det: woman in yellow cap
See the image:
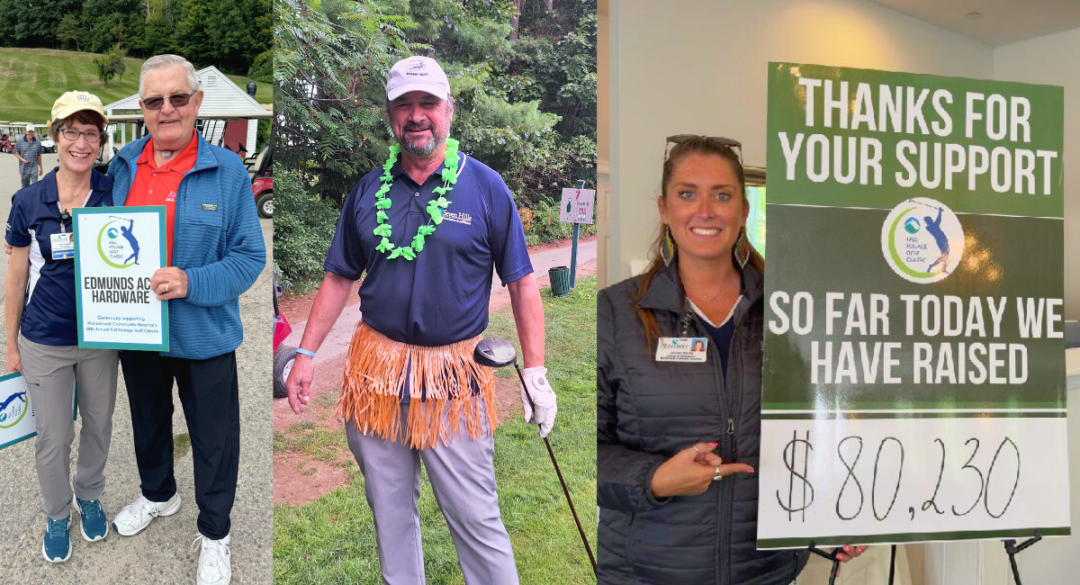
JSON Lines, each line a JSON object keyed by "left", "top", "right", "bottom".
{"left": 5, "top": 91, "right": 119, "bottom": 562}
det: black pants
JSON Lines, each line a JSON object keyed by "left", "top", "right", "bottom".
{"left": 120, "top": 351, "right": 240, "bottom": 539}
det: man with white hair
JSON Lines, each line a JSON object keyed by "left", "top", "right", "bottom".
{"left": 14, "top": 124, "right": 43, "bottom": 188}
{"left": 105, "top": 54, "right": 265, "bottom": 585}
{"left": 286, "top": 55, "right": 555, "bottom": 585}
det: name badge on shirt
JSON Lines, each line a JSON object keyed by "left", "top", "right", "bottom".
{"left": 50, "top": 232, "right": 74, "bottom": 260}
{"left": 656, "top": 337, "right": 709, "bottom": 363}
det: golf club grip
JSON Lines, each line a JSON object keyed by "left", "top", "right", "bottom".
{"left": 512, "top": 362, "right": 537, "bottom": 411}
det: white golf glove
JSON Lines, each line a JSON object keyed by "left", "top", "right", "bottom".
{"left": 522, "top": 366, "right": 557, "bottom": 438}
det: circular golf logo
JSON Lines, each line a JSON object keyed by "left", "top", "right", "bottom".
{"left": 97, "top": 219, "right": 141, "bottom": 269}
{"left": 0, "top": 389, "right": 28, "bottom": 429}
{"left": 882, "top": 197, "right": 964, "bottom": 284}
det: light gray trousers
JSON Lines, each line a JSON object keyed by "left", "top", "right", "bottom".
{"left": 345, "top": 400, "right": 519, "bottom": 585}
{"left": 19, "top": 334, "right": 119, "bottom": 520}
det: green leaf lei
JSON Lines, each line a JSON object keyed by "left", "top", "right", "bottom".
{"left": 373, "top": 138, "right": 460, "bottom": 260}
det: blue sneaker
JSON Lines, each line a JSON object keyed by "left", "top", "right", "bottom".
{"left": 73, "top": 498, "right": 109, "bottom": 542}
{"left": 42, "top": 516, "right": 71, "bottom": 562}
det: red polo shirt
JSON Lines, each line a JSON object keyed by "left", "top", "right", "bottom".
{"left": 126, "top": 131, "right": 199, "bottom": 266}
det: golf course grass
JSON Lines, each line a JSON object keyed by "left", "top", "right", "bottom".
{"left": 273, "top": 276, "right": 598, "bottom": 585}
{"left": 0, "top": 48, "right": 272, "bottom": 125}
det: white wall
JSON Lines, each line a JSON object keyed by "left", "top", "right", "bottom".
{"left": 996, "top": 34, "right": 1080, "bottom": 582}
{"left": 994, "top": 28, "right": 1080, "bottom": 321}
{"left": 993, "top": 31, "right": 1080, "bottom": 581}
{"left": 610, "top": 0, "right": 993, "bottom": 285}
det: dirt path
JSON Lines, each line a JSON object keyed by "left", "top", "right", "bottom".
{"left": 273, "top": 237, "right": 597, "bottom": 506}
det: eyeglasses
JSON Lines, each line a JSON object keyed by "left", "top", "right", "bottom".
{"left": 141, "top": 91, "right": 197, "bottom": 111}
{"left": 665, "top": 134, "right": 743, "bottom": 165}
{"left": 59, "top": 128, "right": 101, "bottom": 143}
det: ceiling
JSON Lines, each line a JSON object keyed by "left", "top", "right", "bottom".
{"left": 866, "top": 0, "right": 1080, "bottom": 46}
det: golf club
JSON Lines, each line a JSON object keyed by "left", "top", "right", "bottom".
{"left": 473, "top": 338, "right": 597, "bottom": 572}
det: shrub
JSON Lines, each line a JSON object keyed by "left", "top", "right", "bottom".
{"left": 273, "top": 168, "right": 340, "bottom": 293}
{"left": 518, "top": 206, "right": 535, "bottom": 234}
{"left": 247, "top": 49, "right": 273, "bottom": 83}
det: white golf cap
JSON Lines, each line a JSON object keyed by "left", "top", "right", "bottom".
{"left": 386, "top": 56, "right": 451, "bottom": 101}
{"left": 25, "top": 125, "right": 35, "bottom": 132}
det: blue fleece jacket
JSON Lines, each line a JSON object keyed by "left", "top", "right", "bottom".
{"left": 107, "top": 131, "right": 266, "bottom": 360}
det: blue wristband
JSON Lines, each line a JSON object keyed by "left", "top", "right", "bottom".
{"left": 296, "top": 348, "right": 315, "bottom": 359}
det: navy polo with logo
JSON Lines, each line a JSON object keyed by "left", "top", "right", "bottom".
{"left": 325, "top": 151, "right": 533, "bottom": 348}
{"left": 6, "top": 169, "right": 114, "bottom": 346}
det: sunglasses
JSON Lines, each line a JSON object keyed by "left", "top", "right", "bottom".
{"left": 141, "top": 91, "right": 197, "bottom": 111}
{"left": 665, "top": 134, "right": 744, "bottom": 165}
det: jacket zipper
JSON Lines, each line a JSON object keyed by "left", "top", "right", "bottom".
{"left": 683, "top": 310, "right": 739, "bottom": 585}
{"left": 707, "top": 325, "right": 733, "bottom": 585}
{"left": 720, "top": 308, "right": 749, "bottom": 585}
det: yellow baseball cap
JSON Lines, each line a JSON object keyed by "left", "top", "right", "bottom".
{"left": 51, "top": 91, "right": 109, "bottom": 123}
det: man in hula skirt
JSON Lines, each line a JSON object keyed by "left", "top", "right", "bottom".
{"left": 285, "top": 55, "right": 555, "bottom": 585}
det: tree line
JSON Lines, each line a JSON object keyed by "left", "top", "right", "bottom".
{"left": 0, "top": 0, "right": 272, "bottom": 78}
{"left": 274, "top": 0, "right": 596, "bottom": 288}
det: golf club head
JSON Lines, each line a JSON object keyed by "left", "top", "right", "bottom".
{"left": 474, "top": 338, "right": 517, "bottom": 368}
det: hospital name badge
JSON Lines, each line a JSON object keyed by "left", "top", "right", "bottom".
{"left": 656, "top": 337, "right": 710, "bottom": 363}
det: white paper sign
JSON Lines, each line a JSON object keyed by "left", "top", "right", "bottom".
{"left": 0, "top": 374, "right": 79, "bottom": 451}
{"left": 73, "top": 206, "right": 169, "bottom": 351}
{"left": 559, "top": 188, "right": 595, "bottom": 225}
{"left": 0, "top": 374, "right": 34, "bottom": 450}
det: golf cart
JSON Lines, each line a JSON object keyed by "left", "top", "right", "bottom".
{"left": 0, "top": 122, "right": 31, "bottom": 153}
{"left": 273, "top": 268, "right": 295, "bottom": 399}
{"left": 249, "top": 138, "right": 273, "bottom": 218}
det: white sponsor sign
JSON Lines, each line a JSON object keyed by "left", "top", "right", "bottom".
{"left": 73, "top": 206, "right": 169, "bottom": 351}
{"left": 0, "top": 374, "right": 34, "bottom": 450}
{"left": 0, "top": 374, "right": 77, "bottom": 451}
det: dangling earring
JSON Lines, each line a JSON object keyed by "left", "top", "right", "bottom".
{"left": 661, "top": 225, "right": 675, "bottom": 266}
{"left": 734, "top": 227, "right": 750, "bottom": 269}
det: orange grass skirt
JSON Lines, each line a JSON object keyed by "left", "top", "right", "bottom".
{"left": 335, "top": 322, "right": 497, "bottom": 449}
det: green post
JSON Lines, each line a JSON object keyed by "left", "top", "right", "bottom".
{"left": 570, "top": 179, "right": 584, "bottom": 288}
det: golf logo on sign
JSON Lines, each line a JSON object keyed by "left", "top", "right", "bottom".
{"left": 0, "top": 389, "right": 28, "bottom": 429}
{"left": 881, "top": 197, "right": 964, "bottom": 283}
{"left": 97, "top": 218, "right": 142, "bottom": 269}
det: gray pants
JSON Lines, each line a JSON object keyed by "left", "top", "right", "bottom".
{"left": 345, "top": 400, "right": 519, "bottom": 585}
{"left": 20, "top": 172, "right": 38, "bottom": 189}
{"left": 19, "top": 334, "right": 119, "bottom": 520}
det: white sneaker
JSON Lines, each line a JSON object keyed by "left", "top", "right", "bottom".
{"left": 111, "top": 494, "right": 182, "bottom": 536}
{"left": 192, "top": 533, "right": 231, "bottom": 585}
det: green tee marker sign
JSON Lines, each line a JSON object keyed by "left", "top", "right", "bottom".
{"left": 758, "top": 63, "right": 1068, "bottom": 549}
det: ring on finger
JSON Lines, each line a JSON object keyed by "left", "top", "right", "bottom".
{"left": 165, "top": 283, "right": 169, "bottom": 293}
{"left": 712, "top": 465, "right": 722, "bottom": 481}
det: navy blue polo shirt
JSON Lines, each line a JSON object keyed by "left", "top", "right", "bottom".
{"left": 6, "top": 169, "right": 114, "bottom": 346}
{"left": 325, "top": 152, "right": 533, "bottom": 347}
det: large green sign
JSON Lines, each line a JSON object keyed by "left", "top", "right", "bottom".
{"left": 758, "top": 63, "right": 1068, "bottom": 549}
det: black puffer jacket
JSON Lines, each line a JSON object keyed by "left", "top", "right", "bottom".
{"left": 597, "top": 262, "right": 808, "bottom": 585}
